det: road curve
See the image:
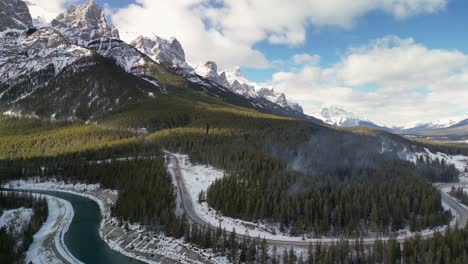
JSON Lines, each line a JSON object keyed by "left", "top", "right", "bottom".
{"left": 166, "top": 152, "right": 468, "bottom": 247}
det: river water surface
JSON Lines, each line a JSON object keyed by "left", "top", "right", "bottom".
{"left": 33, "top": 190, "right": 144, "bottom": 264}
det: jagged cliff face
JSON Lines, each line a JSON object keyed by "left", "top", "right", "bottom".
{"left": 194, "top": 61, "right": 230, "bottom": 88}
{"left": 0, "top": 27, "right": 92, "bottom": 88}
{"left": 130, "top": 35, "right": 187, "bottom": 69}
{"left": 0, "top": 0, "right": 33, "bottom": 33}
{"left": 51, "top": 0, "right": 119, "bottom": 44}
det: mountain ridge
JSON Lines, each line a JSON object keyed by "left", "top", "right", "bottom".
{"left": 0, "top": 0, "right": 317, "bottom": 124}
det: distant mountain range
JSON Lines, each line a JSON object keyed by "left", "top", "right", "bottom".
{"left": 312, "top": 106, "right": 468, "bottom": 142}
{"left": 311, "top": 106, "right": 397, "bottom": 132}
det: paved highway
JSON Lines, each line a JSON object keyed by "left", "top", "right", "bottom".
{"left": 166, "top": 152, "right": 468, "bottom": 247}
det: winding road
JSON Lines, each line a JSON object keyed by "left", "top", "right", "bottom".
{"left": 165, "top": 152, "right": 468, "bottom": 247}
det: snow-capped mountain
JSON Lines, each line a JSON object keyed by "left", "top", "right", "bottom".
{"left": 130, "top": 36, "right": 304, "bottom": 112}
{"left": 312, "top": 106, "right": 390, "bottom": 130}
{"left": 399, "top": 118, "right": 467, "bottom": 132}
{"left": 194, "top": 61, "right": 230, "bottom": 88}
{"left": 51, "top": 0, "right": 119, "bottom": 44}
{"left": 1, "top": 0, "right": 317, "bottom": 122}
{"left": 221, "top": 67, "right": 303, "bottom": 112}
{"left": 0, "top": 27, "right": 92, "bottom": 86}
{"left": 312, "top": 106, "right": 367, "bottom": 127}
{"left": 257, "top": 88, "right": 287, "bottom": 106}
{"left": 131, "top": 35, "right": 189, "bottom": 70}
{"left": 193, "top": 62, "right": 303, "bottom": 112}
{"left": 223, "top": 66, "right": 254, "bottom": 87}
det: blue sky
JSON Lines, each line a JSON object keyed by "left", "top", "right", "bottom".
{"left": 246, "top": 0, "right": 468, "bottom": 82}
{"left": 89, "top": 0, "right": 468, "bottom": 82}
{"left": 30, "top": 0, "right": 468, "bottom": 125}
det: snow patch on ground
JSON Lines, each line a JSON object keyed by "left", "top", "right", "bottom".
{"left": 0, "top": 207, "right": 33, "bottom": 235}
{"left": 408, "top": 148, "right": 468, "bottom": 181}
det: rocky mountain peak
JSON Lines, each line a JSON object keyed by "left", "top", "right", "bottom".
{"left": 0, "top": 0, "right": 33, "bottom": 33}
{"left": 222, "top": 66, "right": 250, "bottom": 86}
{"left": 195, "top": 61, "right": 232, "bottom": 88}
{"left": 130, "top": 35, "right": 186, "bottom": 68}
{"left": 152, "top": 36, "right": 186, "bottom": 64}
{"left": 258, "top": 88, "right": 288, "bottom": 108}
{"left": 194, "top": 61, "right": 217, "bottom": 78}
{"left": 51, "top": 0, "right": 119, "bottom": 44}
{"left": 167, "top": 37, "right": 185, "bottom": 62}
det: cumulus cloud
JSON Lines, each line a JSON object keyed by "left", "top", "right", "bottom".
{"left": 334, "top": 36, "right": 468, "bottom": 89}
{"left": 110, "top": 0, "right": 270, "bottom": 69}
{"left": 268, "top": 36, "right": 468, "bottom": 126}
{"left": 110, "top": 0, "right": 447, "bottom": 68}
{"left": 26, "top": 0, "right": 76, "bottom": 22}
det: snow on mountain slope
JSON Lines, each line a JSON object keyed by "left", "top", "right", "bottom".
{"left": 222, "top": 67, "right": 303, "bottom": 112}
{"left": 222, "top": 66, "right": 254, "bottom": 87}
{"left": 0, "top": 0, "right": 33, "bottom": 33}
{"left": 51, "top": 0, "right": 119, "bottom": 45}
{"left": 130, "top": 35, "right": 190, "bottom": 71}
{"left": 0, "top": 0, "right": 313, "bottom": 122}
{"left": 257, "top": 87, "right": 288, "bottom": 108}
{"left": 194, "top": 61, "right": 231, "bottom": 87}
{"left": 88, "top": 38, "right": 146, "bottom": 74}
{"left": 130, "top": 35, "right": 306, "bottom": 113}
{"left": 400, "top": 118, "right": 467, "bottom": 131}
{"left": 0, "top": 27, "right": 92, "bottom": 90}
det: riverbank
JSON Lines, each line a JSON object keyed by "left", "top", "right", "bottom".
{"left": 5, "top": 179, "right": 229, "bottom": 264}
{"left": 24, "top": 194, "right": 82, "bottom": 264}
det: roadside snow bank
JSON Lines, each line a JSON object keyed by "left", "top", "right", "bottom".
{"left": 171, "top": 153, "right": 458, "bottom": 243}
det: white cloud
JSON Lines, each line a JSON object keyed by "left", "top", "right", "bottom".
{"left": 334, "top": 36, "right": 468, "bottom": 88}
{"left": 110, "top": 0, "right": 447, "bottom": 68}
{"left": 110, "top": 0, "right": 269, "bottom": 69}
{"left": 268, "top": 36, "right": 468, "bottom": 126}
{"left": 26, "top": 0, "right": 76, "bottom": 22}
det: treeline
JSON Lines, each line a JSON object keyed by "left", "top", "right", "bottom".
{"left": 207, "top": 166, "right": 450, "bottom": 236}
{"left": 303, "top": 227, "right": 468, "bottom": 264}
{"left": 43, "top": 158, "right": 176, "bottom": 229}
{"left": 160, "top": 215, "right": 468, "bottom": 264}
{"left": 2, "top": 156, "right": 177, "bottom": 233}
{"left": 415, "top": 155, "right": 459, "bottom": 182}
{"left": 0, "top": 191, "right": 48, "bottom": 264}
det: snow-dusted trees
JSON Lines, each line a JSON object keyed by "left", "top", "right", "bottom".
{"left": 0, "top": 191, "right": 48, "bottom": 263}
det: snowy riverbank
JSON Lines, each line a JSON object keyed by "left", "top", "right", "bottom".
{"left": 5, "top": 179, "right": 228, "bottom": 264}
{"left": 25, "top": 194, "right": 82, "bottom": 264}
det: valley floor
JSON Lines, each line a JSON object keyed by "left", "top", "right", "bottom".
{"left": 3, "top": 149, "right": 468, "bottom": 263}
{"left": 166, "top": 152, "right": 467, "bottom": 247}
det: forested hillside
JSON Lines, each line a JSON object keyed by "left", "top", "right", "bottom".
{"left": 0, "top": 78, "right": 466, "bottom": 261}
{"left": 0, "top": 87, "right": 460, "bottom": 238}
